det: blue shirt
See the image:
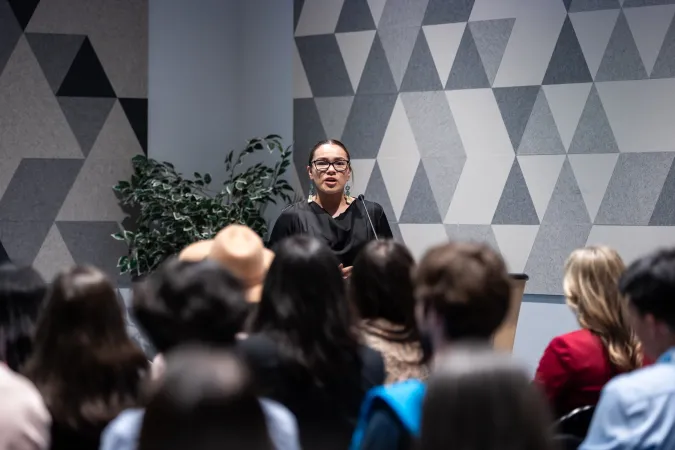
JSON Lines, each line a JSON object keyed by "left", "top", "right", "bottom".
{"left": 99, "top": 398, "right": 300, "bottom": 450}
{"left": 581, "top": 348, "right": 675, "bottom": 450}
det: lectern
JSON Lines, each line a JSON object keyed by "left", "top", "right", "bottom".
{"left": 493, "top": 274, "right": 528, "bottom": 352}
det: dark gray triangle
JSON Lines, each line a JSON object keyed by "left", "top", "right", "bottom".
{"left": 563, "top": 0, "right": 573, "bottom": 9}
{"left": 296, "top": 35, "right": 354, "bottom": 97}
{"left": 492, "top": 159, "right": 539, "bottom": 225}
{"left": 623, "top": 0, "right": 675, "bottom": 6}
{"left": 569, "top": 0, "right": 621, "bottom": 12}
{"left": 0, "top": 0, "right": 22, "bottom": 75}
{"left": 446, "top": 27, "right": 490, "bottom": 90}
{"left": 568, "top": 85, "right": 619, "bottom": 154}
{"left": 336, "top": 0, "right": 376, "bottom": 32}
{"left": 293, "top": 99, "right": 327, "bottom": 195}
{"left": 651, "top": 12, "right": 675, "bottom": 78}
{"left": 650, "top": 158, "right": 675, "bottom": 225}
{"left": 0, "top": 220, "right": 52, "bottom": 265}
{"left": 399, "top": 162, "right": 443, "bottom": 223}
{"left": 596, "top": 11, "right": 648, "bottom": 81}
{"left": 294, "top": 0, "right": 305, "bottom": 31}
{"left": 342, "top": 93, "right": 397, "bottom": 158}
{"left": 493, "top": 86, "right": 540, "bottom": 150}
{"left": 422, "top": 0, "right": 475, "bottom": 25}
{"left": 542, "top": 158, "right": 591, "bottom": 224}
{"left": 364, "top": 162, "right": 396, "bottom": 223}
{"left": 357, "top": 34, "right": 398, "bottom": 94}
{"left": 517, "top": 88, "right": 566, "bottom": 155}
{"left": 58, "top": 97, "right": 115, "bottom": 156}
{"left": 25, "top": 33, "right": 85, "bottom": 93}
{"left": 400, "top": 29, "right": 443, "bottom": 92}
{"left": 542, "top": 16, "right": 592, "bottom": 84}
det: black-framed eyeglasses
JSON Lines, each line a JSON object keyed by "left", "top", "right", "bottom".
{"left": 312, "top": 159, "right": 350, "bottom": 172}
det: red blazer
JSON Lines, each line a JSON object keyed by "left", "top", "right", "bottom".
{"left": 534, "top": 329, "right": 632, "bottom": 417}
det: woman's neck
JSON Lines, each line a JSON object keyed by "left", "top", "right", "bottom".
{"left": 314, "top": 191, "right": 347, "bottom": 215}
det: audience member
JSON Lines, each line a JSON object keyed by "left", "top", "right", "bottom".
{"left": 582, "top": 248, "right": 675, "bottom": 449}
{"left": 23, "top": 266, "right": 148, "bottom": 450}
{"left": 178, "top": 239, "right": 214, "bottom": 261}
{"left": 350, "top": 241, "right": 512, "bottom": 450}
{"left": 241, "top": 235, "right": 385, "bottom": 450}
{"left": 100, "top": 258, "right": 299, "bottom": 450}
{"left": 0, "top": 362, "right": 51, "bottom": 450}
{"left": 0, "top": 264, "right": 46, "bottom": 372}
{"left": 535, "top": 246, "right": 644, "bottom": 417}
{"left": 420, "top": 345, "right": 556, "bottom": 450}
{"left": 138, "top": 346, "right": 274, "bottom": 450}
{"left": 350, "top": 240, "right": 427, "bottom": 383}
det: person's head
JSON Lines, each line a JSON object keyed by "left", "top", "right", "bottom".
{"left": 139, "top": 346, "right": 272, "bottom": 450}
{"left": 24, "top": 266, "right": 148, "bottom": 429}
{"left": 249, "top": 235, "right": 360, "bottom": 385}
{"left": 350, "top": 240, "right": 418, "bottom": 338}
{"left": 564, "top": 246, "right": 642, "bottom": 370}
{"left": 307, "top": 139, "right": 351, "bottom": 197}
{"left": 413, "top": 242, "right": 511, "bottom": 360}
{"left": 420, "top": 345, "right": 556, "bottom": 450}
{"left": 209, "top": 224, "right": 274, "bottom": 303}
{"left": 179, "top": 240, "right": 214, "bottom": 261}
{"left": 133, "top": 258, "right": 249, "bottom": 354}
{"left": 0, "top": 264, "right": 46, "bottom": 372}
{"left": 619, "top": 247, "right": 675, "bottom": 359}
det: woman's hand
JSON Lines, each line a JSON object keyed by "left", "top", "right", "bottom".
{"left": 338, "top": 264, "right": 353, "bottom": 279}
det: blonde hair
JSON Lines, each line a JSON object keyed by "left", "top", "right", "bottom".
{"left": 564, "top": 246, "right": 642, "bottom": 371}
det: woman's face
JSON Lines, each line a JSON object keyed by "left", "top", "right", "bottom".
{"left": 307, "top": 144, "right": 351, "bottom": 196}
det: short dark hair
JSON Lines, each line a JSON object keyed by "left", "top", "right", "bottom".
{"left": 132, "top": 258, "right": 249, "bottom": 353}
{"left": 619, "top": 247, "right": 675, "bottom": 330}
{"left": 413, "top": 242, "right": 511, "bottom": 341}
{"left": 307, "top": 139, "right": 351, "bottom": 165}
{"left": 0, "top": 263, "right": 46, "bottom": 371}
{"left": 139, "top": 346, "right": 272, "bottom": 450}
{"left": 350, "top": 240, "right": 418, "bottom": 340}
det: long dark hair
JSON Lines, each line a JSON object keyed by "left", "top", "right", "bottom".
{"left": 0, "top": 263, "right": 46, "bottom": 371}
{"left": 23, "top": 266, "right": 148, "bottom": 430}
{"left": 248, "top": 235, "right": 361, "bottom": 387}
{"left": 139, "top": 346, "right": 272, "bottom": 450}
{"left": 350, "top": 240, "right": 419, "bottom": 341}
{"left": 420, "top": 345, "right": 556, "bottom": 450}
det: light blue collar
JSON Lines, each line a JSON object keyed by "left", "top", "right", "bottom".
{"left": 657, "top": 347, "right": 675, "bottom": 363}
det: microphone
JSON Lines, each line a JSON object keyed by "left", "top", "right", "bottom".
{"left": 358, "top": 194, "right": 379, "bottom": 241}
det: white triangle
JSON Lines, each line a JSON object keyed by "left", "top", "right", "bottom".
{"left": 492, "top": 225, "right": 539, "bottom": 273}
{"left": 570, "top": 9, "right": 620, "bottom": 78}
{"left": 378, "top": 96, "right": 420, "bottom": 159}
{"left": 348, "top": 158, "right": 376, "bottom": 197}
{"left": 315, "top": 96, "right": 354, "bottom": 139}
{"left": 367, "top": 0, "right": 387, "bottom": 26}
{"left": 32, "top": 224, "right": 75, "bottom": 282}
{"left": 625, "top": 5, "right": 675, "bottom": 75}
{"left": 293, "top": 41, "right": 312, "bottom": 98}
{"left": 568, "top": 153, "right": 619, "bottom": 222}
{"left": 295, "top": 0, "right": 345, "bottom": 36}
{"left": 517, "top": 155, "right": 566, "bottom": 221}
{"left": 378, "top": 157, "right": 419, "bottom": 220}
{"left": 423, "top": 23, "right": 466, "bottom": 86}
{"left": 336, "top": 30, "right": 376, "bottom": 92}
{"left": 543, "top": 83, "right": 592, "bottom": 150}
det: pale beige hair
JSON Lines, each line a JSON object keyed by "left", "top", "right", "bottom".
{"left": 564, "top": 246, "right": 642, "bottom": 371}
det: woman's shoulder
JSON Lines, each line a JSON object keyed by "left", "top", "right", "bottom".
{"left": 280, "top": 200, "right": 311, "bottom": 215}
{"left": 546, "top": 329, "right": 603, "bottom": 357}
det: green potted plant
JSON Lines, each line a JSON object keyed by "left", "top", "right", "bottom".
{"left": 112, "top": 135, "right": 296, "bottom": 277}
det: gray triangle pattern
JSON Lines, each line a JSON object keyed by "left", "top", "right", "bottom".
{"left": 336, "top": 0, "right": 376, "bottom": 33}
{"left": 58, "top": 97, "right": 115, "bottom": 156}
{"left": 379, "top": 26, "right": 418, "bottom": 90}
{"left": 542, "top": 16, "right": 593, "bottom": 84}
{"left": 25, "top": 33, "right": 84, "bottom": 93}
{"left": 542, "top": 158, "right": 592, "bottom": 224}
{"left": 357, "top": 33, "right": 397, "bottom": 94}
{"left": 568, "top": 85, "right": 619, "bottom": 154}
{"left": 399, "top": 162, "right": 443, "bottom": 223}
{"left": 315, "top": 96, "right": 354, "bottom": 139}
{"left": 364, "top": 162, "right": 396, "bottom": 224}
{"left": 446, "top": 27, "right": 490, "bottom": 90}
{"left": 569, "top": 0, "right": 621, "bottom": 12}
{"left": 651, "top": 12, "right": 675, "bottom": 78}
{"left": 469, "top": 19, "right": 515, "bottom": 85}
{"left": 595, "top": 11, "right": 648, "bottom": 81}
{"left": 623, "top": 0, "right": 675, "bottom": 6}
{"left": 517, "top": 88, "right": 566, "bottom": 155}
{"left": 650, "top": 157, "right": 675, "bottom": 225}
{"left": 493, "top": 86, "right": 540, "bottom": 151}
{"left": 400, "top": 28, "right": 443, "bottom": 92}
{"left": 492, "top": 159, "right": 539, "bottom": 225}
{"left": 0, "top": 0, "right": 22, "bottom": 75}
{"left": 423, "top": 0, "right": 475, "bottom": 25}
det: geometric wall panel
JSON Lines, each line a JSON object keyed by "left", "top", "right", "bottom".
{"left": 595, "top": 11, "right": 648, "bottom": 81}
{"left": 0, "top": 0, "right": 22, "bottom": 75}
{"left": 378, "top": 0, "right": 429, "bottom": 29}
{"left": 336, "top": 0, "right": 376, "bottom": 33}
{"left": 379, "top": 26, "right": 419, "bottom": 89}
{"left": 543, "top": 16, "right": 593, "bottom": 85}
{"left": 624, "top": 4, "right": 675, "bottom": 75}
{"left": 399, "top": 162, "right": 443, "bottom": 223}
{"left": 356, "top": 34, "right": 397, "bottom": 94}
{"left": 568, "top": 153, "right": 619, "bottom": 222}
{"left": 518, "top": 155, "right": 566, "bottom": 221}
{"left": 650, "top": 157, "right": 675, "bottom": 225}
{"left": 422, "top": 0, "right": 475, "bottom": 26}
{"left": 336, "top": 30, "right": 376, "bottom": 92}
{"left": 58, "top": 97, "right": 115, "bottom": 156}
{"left": 517, "top": 88, "right": 566, "bottom": 155}
{"left": 542, "top": 158, "right": 591, "bottom": 225}
{"left": 492, "top": 159, "right": 539, "bottom": 225}
{"left": 32, "top": 223, "right": 75, "bottom": 282}
{"left": 651, "top": 8, "right": 675, "bottom": 78}
{"left": 543, "top": 83, "right": 592, "bottom": 150}
{"left": 569, "top": 9, "right": 619, "bottom": 78}
{"left": 446, "top": 26, "right": 490, "bottom": 89}
{"left": 295, "top": 0, "right": 345, "bottom": 36}
{"left": 423, "top": 23, "right": 465, "bottom": 84}
{"left": 399, "top": 28, "right": 443, "bottom": 91}
{"left": 568, "top": 85, "right": 618, "bottom": 154}
{"left": 492, "top": 224, "right": 539, "bottom": 273}
{"left": 446, "top": 224, "right": 499, "bottom": 252}
{"left": 57, "top": 38, "right": 116, "bottom": 97}
{"left": 25, "top": 32, "right": 84, "bottom": 93}
{"left": 296, "top": 34, "right": 353, "bottom": 97}
{"left": 315, "top": 96, "right": 354, "bottom": 139}
{"left": 468, "top": 18, "right": 515, "bottom": 85}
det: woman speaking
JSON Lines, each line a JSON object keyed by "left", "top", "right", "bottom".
{"left": 267, "top": 139, "right": 393, "bottom": 278}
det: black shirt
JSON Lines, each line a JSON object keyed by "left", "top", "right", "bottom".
{"left": 267, "top": 200, "right": 393, "bottom": 266}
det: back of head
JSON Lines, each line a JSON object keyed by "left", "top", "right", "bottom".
{"left": 564, "top": 246, "right": 641, "bottom": 371}
{"left": 133, "top": 258, "right": 249, "bottom": 353}
{"left": 420, "top": 346, "right": 555, "bottom": 450}
{"left": 249, "top": 235, "right": 360, "bottom": 386}
{"left": 139, "top": 346, "right": 272, "bottom": 450}
{"left": 24, "top": 266, "right": 147, "bottom": 429}
{"left": 413, "top": 242, "right": 511, "bottom": 341}
{"left": 350, "top": 240, "right": 418, "bottom": 338}
{"left": 0, "top": 263, "right": 46, "bottom": 371}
